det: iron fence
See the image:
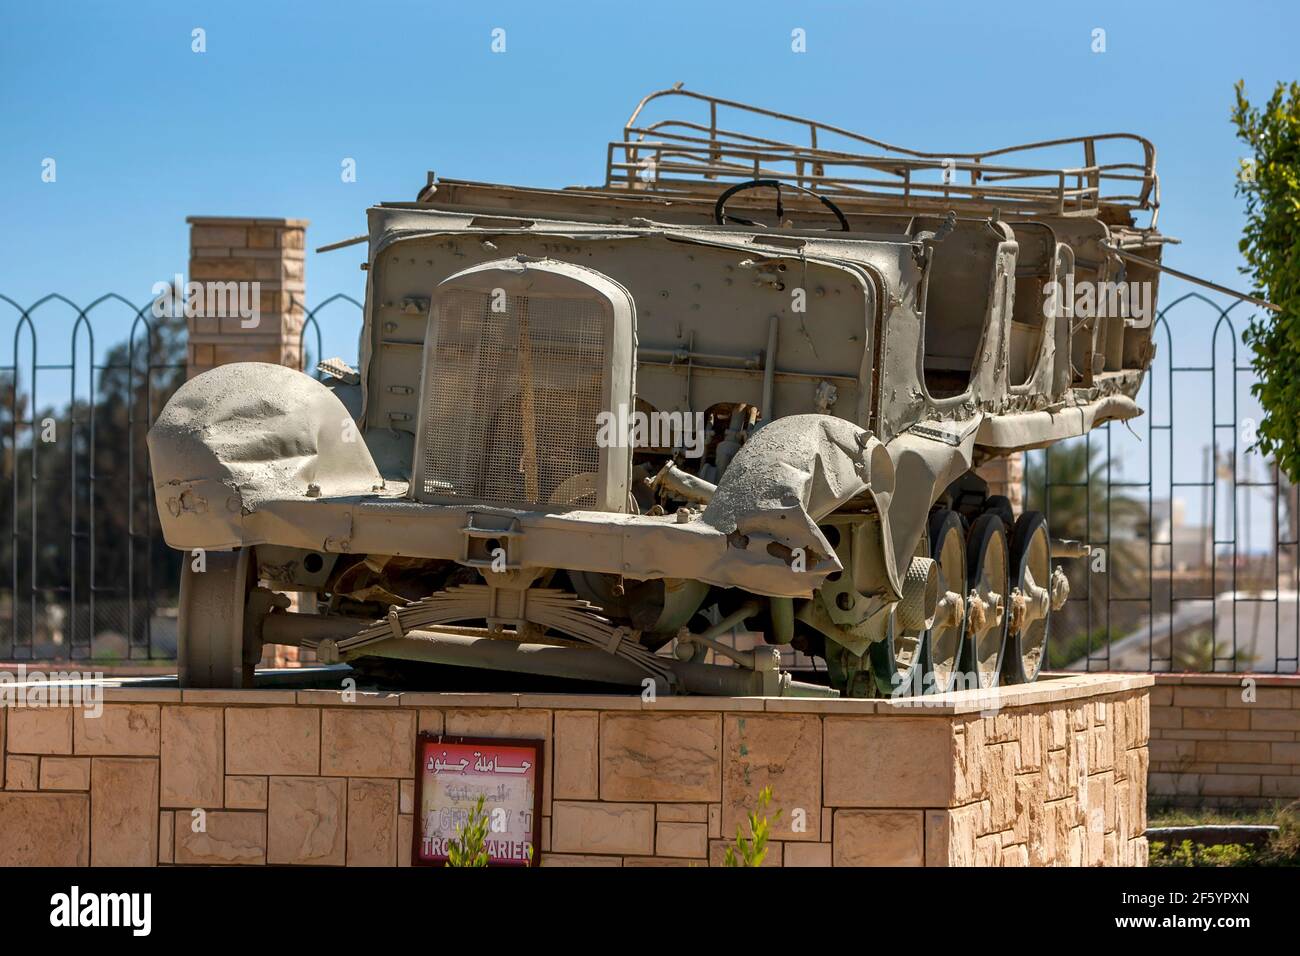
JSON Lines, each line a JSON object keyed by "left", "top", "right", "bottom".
{"left": 1029, "top": 292, "right": 1298, "bottom": 674}
{"left": 0, "top": 292, "right": 359, "bottom": 663}
{"left": 1, "top": 289, "right": 1293, "bottom": 673}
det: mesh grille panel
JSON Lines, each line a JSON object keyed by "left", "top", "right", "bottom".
{"left": 420, "top": 289, "right": 606, "bottom": 507}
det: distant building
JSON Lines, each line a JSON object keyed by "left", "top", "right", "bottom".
{"left": 1149, "top": 497, "right": 1210, "bottom": 572}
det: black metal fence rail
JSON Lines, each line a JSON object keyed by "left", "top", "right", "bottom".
{"left": 0, "top": 292, "right": 360, "bottom": 662}
{"left": 1029, "top": 292, "right": 1298, "bottom": 674}
{"left": 298, "top": 293, "right": 363, "bottom": 378}
{"left": 2, "top": 290, "right": 1293, "bottom": 673}
{"left": 1, "top": 292, "right": 181, "bottom": 662}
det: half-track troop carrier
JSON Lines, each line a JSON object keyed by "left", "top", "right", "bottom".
{"left": 149, "top": 87, "right": 1172, "bottom": 697}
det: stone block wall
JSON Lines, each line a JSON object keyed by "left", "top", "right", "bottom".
{"left": 1147, "top": 673, "right": 1300, "bottom": 808}
{"left": 0, "top": 674, "right": 1149, "bottom": 866}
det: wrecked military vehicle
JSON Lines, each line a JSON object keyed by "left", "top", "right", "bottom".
{"left": 149, "top": 88, "right": 1172, "bottom": 696}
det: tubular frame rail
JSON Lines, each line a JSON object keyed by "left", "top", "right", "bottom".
{"left": 605, "top": 87, "right": 1160, "bottom": 227}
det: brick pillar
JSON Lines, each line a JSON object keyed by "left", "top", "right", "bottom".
{"left": 976, "top": 451, "right": 1025, "bottom": 515}
{"left": 185, "top": 217, "right": 308, "bottom": 378}
{"left": 185, "top": 215, "right": 314, "bottom": 668}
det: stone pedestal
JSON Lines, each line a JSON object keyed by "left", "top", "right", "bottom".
{"left": 0, "top": 673, "right": 1150, "bottom": 866}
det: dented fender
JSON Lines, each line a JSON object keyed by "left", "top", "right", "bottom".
{"left": 701, "top": 414, "right": 903, "bottom": 598}
{"left": 147, "top": 362, "right": 383, "bottom": 550}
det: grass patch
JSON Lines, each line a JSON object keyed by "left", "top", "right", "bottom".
{"left": 1149, "top": 806, "right": 1285, "bottom": 827}
{"left": 1149, "top": 841, "right": 1255, "bottom": 867}
{"left": 1148, "top": 802, "right": 1300, "bottom": 867}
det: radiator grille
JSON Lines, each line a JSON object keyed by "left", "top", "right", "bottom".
{"left": 419, "top": 289, "right": 606, "bottom": 507}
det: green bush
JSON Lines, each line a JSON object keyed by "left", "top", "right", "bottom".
{"left": 1259, "top": 807, "right": 1300, "bottom": 866}
{"left": 1234, "top": 80, "right": 1300, "bottom": 479}
{"left": 445, "top": 794, "right": 490, "bottom": 868}
{"left": 1148, "top": 803, "right": 1300, "bottom": 867}
{"left": 724, "top": 786, "right": 782, "bottom": 867}
{"left": 1150, "top": 839, "right": 1255, "bottom": 867}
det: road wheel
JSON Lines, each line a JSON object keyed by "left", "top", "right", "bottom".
{"left": 983, "top": 494, "right": 1015, "bottom": 529}
{"left": 960, "top": 514, "right": 1009, "bottom": 690}
{"left": 869, "top": 531, "right": 932, "bottom": 697}
{"left": 1002, "top": 512, "right": 1052, "bottom": 684}
{"left": 927, "top": 509, "right": 968, "bottom": 694}
{"left": 178, "top": 548, "right": 258, "bottom": 688}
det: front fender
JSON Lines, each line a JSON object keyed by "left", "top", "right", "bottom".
{"left": 147, "top": 362, "right": 383, "bottom": 549}
{"left": 700, "top": 414, "right": 902, "bottom": 597}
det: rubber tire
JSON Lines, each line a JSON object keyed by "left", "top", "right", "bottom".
{"left": 1002, "top": 512, "right": 1052, "bottom": 684}
{"left": 959, "top": 514, "right": 1010, "bottom": 690}
{"left": 983, "top": 494, "right": 1015, "bottom": 529}
{"left": 178, "top": 548, "right": 257, "bottom": 688}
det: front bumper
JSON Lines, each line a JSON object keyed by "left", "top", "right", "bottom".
{"left": 152, "top": 480, "right": 834, "bottom": 598}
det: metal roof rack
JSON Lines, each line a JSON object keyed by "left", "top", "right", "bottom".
{"left": 603, "top": 87, "right": 1160, "bottom": 228}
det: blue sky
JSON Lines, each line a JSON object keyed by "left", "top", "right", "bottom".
{"left": 2, "top": 0, "right": 1294, "bottom": 319}
{"left": 1, "top": 0, "right": 1296, "bottom": 534}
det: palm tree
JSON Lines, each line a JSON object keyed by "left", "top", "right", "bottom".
{"left": 1024, "top": 440, "right": 1148, "bottom": 547}
{"left": 1171, "top": 628, "right": 1258, "bottom": 672}
{"left": 1025, "top": 439, "right": 1150, "bottom": 667}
